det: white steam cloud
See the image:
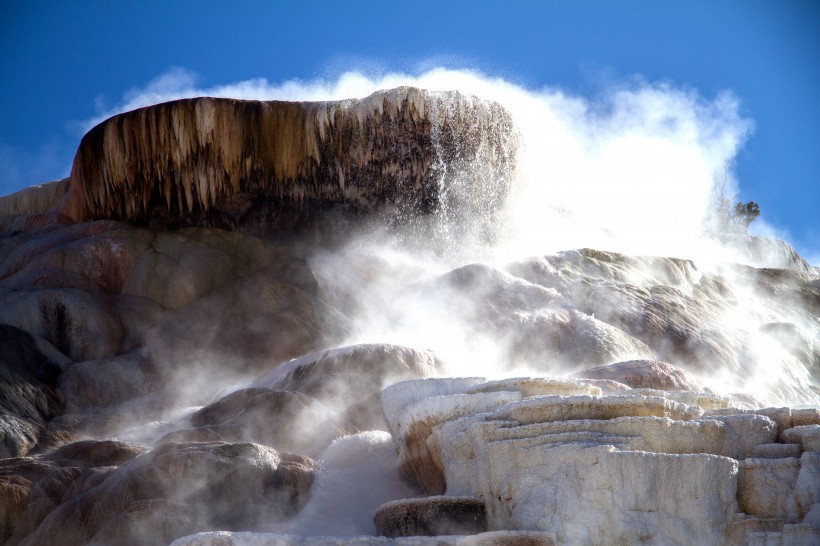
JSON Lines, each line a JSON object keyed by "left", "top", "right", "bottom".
{"left": 85, "top": 66, "right": 755, "bottom": 261}
{"left": 91, "top": 66, "right": 820, "bottom": 406}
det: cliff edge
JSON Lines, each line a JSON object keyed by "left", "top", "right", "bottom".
{"left": 58, "top": 87, "right": 517, "bottom": 231}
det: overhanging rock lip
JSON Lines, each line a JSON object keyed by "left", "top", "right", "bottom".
{"left": 60, "top": 87, "right": 518, "bottom": 236}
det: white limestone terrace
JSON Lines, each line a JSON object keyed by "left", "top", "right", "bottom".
{"left": 379, "top": 375, "right": 820, "bottom": 545}
{"left": 163, "top": 370, "right": 820, "bottom": 545}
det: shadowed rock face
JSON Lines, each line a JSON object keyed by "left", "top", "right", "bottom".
{"left": 63, "top": 88, "right": 517, "bottom": 232}
{"left": 186, "top": 389, "right": 343, "bottom": 458}
{"left": 156, "top": 344, "right": 445, "bottom": 457}
{"left": 0, "top": 325, "right": 63, "bottom": 458}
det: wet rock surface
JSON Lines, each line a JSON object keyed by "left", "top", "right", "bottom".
{"left": 169, "top": 530, "right": 556, "bottom": 545}
{"left": 251, "top": 344, "right": 445, "bottom": 431}
{"left": 373, "top": 496, "right": 487, "bottom": 537}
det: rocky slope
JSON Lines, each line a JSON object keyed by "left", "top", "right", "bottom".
{"left": 0, "top": 88, "right": 818, "bottom": 545}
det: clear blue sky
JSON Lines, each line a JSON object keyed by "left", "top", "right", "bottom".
{"left": 1, "top": 1, "right": 818, "bottom": 256}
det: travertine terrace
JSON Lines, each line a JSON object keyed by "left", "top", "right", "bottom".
{"left": 59, "top": 88, "right": 517, "bottom": 228}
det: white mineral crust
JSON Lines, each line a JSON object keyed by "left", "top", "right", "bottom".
{"left": 380, "top": 376, "right": 820, "bottom": 545}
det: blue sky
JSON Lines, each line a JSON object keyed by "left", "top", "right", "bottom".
{"left": 1, "top": 1, "right": 818, "bottom": 258}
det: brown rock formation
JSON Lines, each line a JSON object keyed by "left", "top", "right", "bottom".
{"left": 373, "top": 496, "right": 487, "bottom": 537}
{"left": 8, "top": 441, "right": 314, "bottom": 546}
{"left": 0, "top": 180, "right": 69, "bottom": 217}
{"left": 0, "top": 219, "right": 331, "bottom": 443}
{"left": 63, "top": 88, "right": 517, "bottom": 230}
{"left": 1, "top": 439, "right": 143, "bottom": 543}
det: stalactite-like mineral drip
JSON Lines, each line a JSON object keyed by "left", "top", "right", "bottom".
{"left": 64, "top": 87, "right": 518, "bottom": 230}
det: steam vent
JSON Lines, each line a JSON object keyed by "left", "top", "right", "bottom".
{"left": 60, "top": 87, "right": 517, "bottom": 229}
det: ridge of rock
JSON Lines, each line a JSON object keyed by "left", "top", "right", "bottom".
{"left": 61, "top": 88, "right": 517, "bottom": 231}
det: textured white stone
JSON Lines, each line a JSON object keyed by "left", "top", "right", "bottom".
{"left": 716, "top": 414, "right": 781, "bottom": 459}
{"left": 480, "top": 443, "right": 738, "bottom": 545}
{"left": 796, "top": 452, "right": 820, "bottom": 517}
{"left": 381, "top": 379, "right": 521, "bottom": 494}
{"left": 738, "top": 458, "right": 801, "bottom": 522}
{"left": 437, "top": 413, "right": 774, "bottom": 461}
{"left": 803, "top": 503, "right": 820, "bottom": 527}
{"left": 754, "top": 443, "right": 804, "bottom": 459}
{"left": 381, "top": 378, "right": 487, "bottom": 438}
{"left": 664, "top": 390, "right": 737, "bottom": 410}
{"left": 431, "top": 414, "right": 776, "bottom": 542}
{"left": 757, "top": 407, "right": 795, "bottom": 434}
{"left": 748, "top": 524, "right": 820, "bottom": 546}
{"left": 782, "top": 426, "right": 820, "bottom": 452}
{"left": 792, "top": 409, "right": 820, "bottom": 427}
